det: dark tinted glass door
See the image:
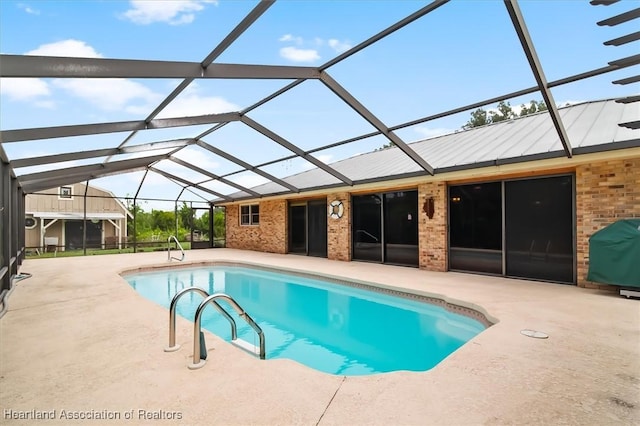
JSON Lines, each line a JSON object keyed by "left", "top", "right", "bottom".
{"left": 308, "top": 200, "right": 327, "bottom": 257}
{"left": 65, "top": 220, "right": 102, "bottom": 250}
{"left": 384, "top": 191, "right": 418, "bottom": 266}
{"left": 449, "top": 183, "right": 502, "bottom": 274}
{"left": 289, "top": 205, "right": 306, "bottom": 254}
{"left": 505, "top": 176, "right": 573, "bottom": 283}
{"left": 352, "top": 195, "right": 382, "bottom": 262}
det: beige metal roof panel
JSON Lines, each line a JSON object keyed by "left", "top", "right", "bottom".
{"left": 563, "top": 102, "right": 604, "bottom": 147}
{"left": 28, "top": 212, "right": 126, "bottom": 220}
{"left": 333, "top": 149, "right": 422, "bottom": 181}
{"left": 221, "top": 99, "right": 638, "bottom": 201}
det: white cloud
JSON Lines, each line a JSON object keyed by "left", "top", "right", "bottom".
{"left": 18, "top": 3, "right": 40, "bottom": 15}
{"left": 2, "top": 40, "right": 163, "bottom": 113}
{"left": 279, "top": 34, "right": 303, "bottom": 45}
{"left": 278, "top": 35, "right": 350, "bottom": 62}
{"left": 125, "top": 169, "right": 172, "bottom": 189}
{"left": 34, "top": 100, "right": 56, "bottom": 109}
{"left": 156, "top": 88, "right": 240, "bottom": 118}
{"left": 279, "top": 47, "right": 320, "bottom": 63}
{"left": 3, "top": 39, "right": 239, "bottom": 117}
{"left": 52, "top": 78, "right": 161, "bottom": 112}
{"left": 328, "top": 39, "right": 352, "bottom": 53}
{"left": 0, "top": 78, "right": 51, "bottom": 101}
{"left": 122, "top": 0, "right": 217, "bottom": 25}
{"left": 315, "top": 154, "right": 333, "bottom": 165}
{"left": 26, "top": 39, "right": 102, "bottom": 58}
{"left": 1, "top": 40, "right": 102, "bottom": 106}
{"left": 414, "top": 126, "right": 454, "bottom": 139}
{"left": 171, "top": 147, "right": 220, "bottom": 172}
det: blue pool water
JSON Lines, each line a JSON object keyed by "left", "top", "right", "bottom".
{"left": 124, "top": 265, "right": 487, "bottom": 376}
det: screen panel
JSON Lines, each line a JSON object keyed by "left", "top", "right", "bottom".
{"left": 352, "top": 194, "right": 382, "bottom": 262}
{"left": 384, "top": 191, "right": 418, "bottom": 266}
{"left": 505, "top": 175, "right": 574, "bottom": 283}
{"left": 449, "top": 182, "right": 502, "bottom": 274}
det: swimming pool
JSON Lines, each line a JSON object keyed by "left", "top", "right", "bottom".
{"left": 124, "top": 264, "right": 489, "bottom": 375}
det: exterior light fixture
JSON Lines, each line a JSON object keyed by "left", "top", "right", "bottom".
{"left": 423, "top": 197, "right": 435, "bottom": 219}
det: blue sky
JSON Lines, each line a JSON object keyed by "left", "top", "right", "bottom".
{"left": 0, "top": 0, "right": 637, "bottom": 209}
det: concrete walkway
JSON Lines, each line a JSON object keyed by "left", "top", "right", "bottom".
{"left": 1, "top": 249, "right": 638, "bottom": 425}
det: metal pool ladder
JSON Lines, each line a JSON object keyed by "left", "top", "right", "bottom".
{"left": 167, "top": 235, "right": 185, "bottom": 262}
{"left": 164, "top": 287, "right": 266, "bottom": 370}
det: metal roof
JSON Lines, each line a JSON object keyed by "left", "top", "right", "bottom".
{"left": 222, "top": 99, "right": 640, "bottom": 200}
{"left": 27, "top": 212, "right": 127, "bottom": 221}
{"left": 1, "top": 0, "right": 638, "bottom": 204}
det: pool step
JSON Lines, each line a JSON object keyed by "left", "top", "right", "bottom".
{"left": 231, "top": 338, "right": 262, "bottom": 357}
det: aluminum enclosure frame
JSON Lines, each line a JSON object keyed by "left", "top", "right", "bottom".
{"left": 0, "top": 0, "right": 640, "bottom": 206}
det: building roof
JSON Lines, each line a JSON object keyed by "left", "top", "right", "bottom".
{"left": 26, "top": 182, "right": 133, "bottom": 218}
{"left": 27, "top": 212, "right": 127, "bottom": 221}
{"left": 222, "top": 99, "right": 640, "bottom": 201}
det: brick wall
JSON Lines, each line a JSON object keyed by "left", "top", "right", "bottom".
{"left": 327, "top": 192, "right": 351, "bottom": 261}
{"left": 418, "top": 182, "right": 447, "bottom": 271}
{"left": 576, "top": 158, "right": 640, "bottom": 288}
{"left": 225, "top": 200, "right": 287, "bottom": 254}
{"left": 222, "top": 156, "right": 640, "bottom": 288}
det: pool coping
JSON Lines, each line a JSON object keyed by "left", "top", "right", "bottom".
{"left": 119, "top": 259, "right": 496, "bottom": 329}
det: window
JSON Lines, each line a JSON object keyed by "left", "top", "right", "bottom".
{"left": 59, "top": 186, "right": 73, "bottom": 200}
{"left": 240, "top": 204, "right": 259, "bottom": 225}
{"left": 25, "top": 217, "right": 37, "bottom": 229}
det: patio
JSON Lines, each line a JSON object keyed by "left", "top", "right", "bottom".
{"left": 1, "top": 249, "right": 638, "bottom": 425}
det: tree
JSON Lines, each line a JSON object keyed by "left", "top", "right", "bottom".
{"left": 463, "top": 108, "right": 490, "bottom": 129}
{"left": 489, "top": 101, "right": 515, "bottom": 123}
{"left": 151, "top": 209, "right": 175, "bottom": 231}
{"left": 463, "top": 99, "right": 547, "bottom": 129}
{"left": 375, "top": 142, "right": 395, "bottom": 151}
{"left": 213, "top": 208, "right": 225, "bottom": 242}
{"left": 519, "top": 100, "right": 547, "bottom": 116}
{"left": 178, "top": 202, "right": 193, "bottom": 229}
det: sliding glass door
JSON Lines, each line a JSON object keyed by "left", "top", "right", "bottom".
{"left": 505, "top": 176, "right": 573, "bottom": 283}
{"left": 289, "top": 205, "right": 306, "bottom": 254}
{"left": 352, "top": 194, "right": 382, "bottom": 262}
{"left": 448, "top": 175, "right": 575, "bottom": 283}
{"left": 288, "top": 199, "right": 327, "bottom": 257}
{"left": 384, "top": 191, "right": 419, "bottom": 266}
{"left": 449, "top": 183, "right": 503, "bottom": 274}
{"left": 307, "top": 200, "right": 328, "bottom": 257}
{"left": 352, "top": 190, "right": 418, "bottom": 266}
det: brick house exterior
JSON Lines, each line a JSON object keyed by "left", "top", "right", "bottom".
{"left": 224, "top": 148, "right": 640, "bottom": 288}
{"left": 221, "top": 101, "right": 638, "bottom": 289}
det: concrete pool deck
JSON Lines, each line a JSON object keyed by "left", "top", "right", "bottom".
{"left": 1, "top": 249, "right": 638, "bottom": 425}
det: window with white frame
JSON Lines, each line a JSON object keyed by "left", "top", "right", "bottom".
{"left": 58, "top": 186, "right": 73, "bottom": 200}
{"left": 240, "top": 204, "right": 259, "bottom": 225}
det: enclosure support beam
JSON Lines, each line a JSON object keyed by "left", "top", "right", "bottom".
{"left": 241, "top": 116, "right": 354, "bottom": 186}
{"left": 504, "top": 0, "right": 572, "bottom": 157}
{"left": 196, "top": 140, "right": 300, "bottom": 193}
{"left": 320, "top": 71, "right": 434, "bottom": 175}
{"left": 169, "top": 156, "right": 261, "bottom": 197}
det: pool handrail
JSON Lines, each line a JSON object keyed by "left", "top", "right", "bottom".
{"left": 164, "top": 287, "right": 237, "bottom": 352}
{"left": 167, "top": 236, "right": 185, "bottom": 262}
{"left": 189, "top": 293, "right": 266, "bottom": 370}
